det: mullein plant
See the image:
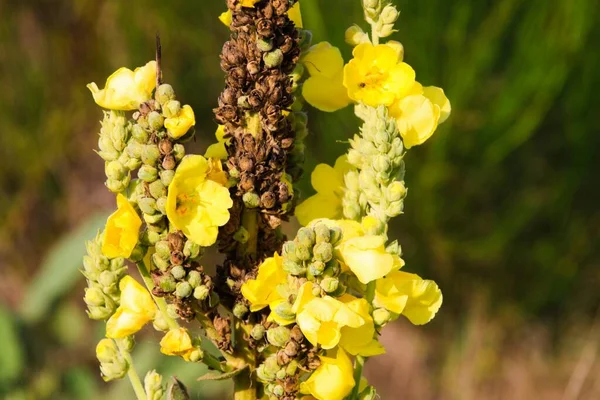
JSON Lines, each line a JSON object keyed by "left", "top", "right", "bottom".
{"left": 82, "top": 0, "right": 449, "bottom": 399}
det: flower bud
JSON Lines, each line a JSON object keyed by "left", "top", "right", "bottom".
{"left": 273, "top": 301, "right": 295, "bottom": 323}
{"left": 156, "top": 196, "right": 167, "bottom": 215}
{"left": 313, "top": 242, "right": 333, "bottom": 263}
{"left": 153, "top": 313, "right": 169, "bottom": 331}
{"left": 257, "top": 363, "right": 276, "bottom": 382}
{"left": 152, "top": 252, "right": 170, "bottom": 271}
{"left": 282, "top": 241, "right": 299, "bottom": 262}
{"left": 294, "top": 244, "right": 311, "bottom": 262}
{"left": 183, "top": 240, "right": 201, "bottom": 259}
{"left": 297, "top": 227, "right": 316, "bottom": 248}
{"left": 263, "top": 49, "right": 284, "bottom": 68}
{"left": 148, "top": 111, "right": 164, "bottom": 131}
{"left": 308, "top": 260, "right": 326, "bottom": 276}
{"left": 98, "top": 270, "right": 119, "bottom": 289}
{"left": 242, "top": 192, "right": 261, "bottom": 208}
{"left": 362, "top": 215, "right": 385, "bottom": 235}
{"left": 313, "top": 223, "right": 331, "bottom": 244}
{"left": 373, "top": 308, "right": 392, "bottom": 326}
{"left": 324, "top": 259, "right": 341, "bottom": 277}
{"left": 272, "top": 384, "right": 284, "bottom": 397}
{"left": 175, "top": 281, "right": 193, "bottom": 298}
{"left": 385, "top": 240, "right": 401, "bottom": 256}
{"left": 162, "top": 100, "right": 181, "bottom": 119}
{"left": 257, "top": 37, "right": 274, "bottom": 52}
{"left": 144, "top": 370, "right": 164, "bottom": 400}
{"left": 138, "top": 165, "right": 158, "bottom": 182}
{"left": 386, "top": 40, "right": 404, "bottom": 62}
{"left": 320, "top": 277, "right": 339, "bottom": 293}
{"left": 84, "top": 287, "right": 107, "bottom": 307}
{"left": 185, "top": 271, "right": 200, "bottom": 288}
{"left": 381, "top": 5, "right": 399, "bottom": 24}
{"left": 233, "top": 303, "right": 249, "bottom": 319}
{"left": 345, "top": 24, "right": 370, "bottom": 46}
{"left": 131, "top": 124, "right": 148, "bottom": 143}
{"left": 251, "top": 325, "right": 266, "bottom": 341}
{"left": 193, "top": 285, "right": 210, "bottom": 300}
{"left": 96, "top": 338, "right": 128, "bottom": 381}
{"left": 156, "top": 84, "right": 175, "bottom": 105}
{"left": 170, "top": 265, "right": 186, "bottom": 280}
{"left": 147, "top": 181, "right": 166, "bottom": 200}
{"left": 173, "top": 144, "right": 185, "bottom": 161}
{"left": 142, "top": 144, "right": 161, "bottom": 165}
{"left": 155, "top": 240, "right": 171, "bottom": 259}
{"left": 233, "top": 227, "right": 249, "bottom": 244}
{"left": 385, "top": 200, "right": 404, "bottom": 218}
{"left": 386, "top": 181, "right": 406, "bottom": 202}
{"left": 187, "top": 348, "right": 204, "bottom": 363}
{"left": 329, "top": 226, "right": 343, "bottom": 245}
{"left": 160, "top": 169, "right": 175, "bottom": 187}
{"left": 138, "top": 197, "right": 157, "bottom": 215}
{"left": 105, "top": 161, "right": 127, "bottom": 181}
{"left": 283, "top": 259, "right": 306, "bottom": 276}
{"left": 96, "top": 338, "right": 119, "bottom": 363}
{"left": 266, "top": 326, "right": 290, "bottom": 347}
{"left": 158, "top": 275, "right": 177, "bottom": 293}
{"left": 297, "top": 29, "right": 313, "bottom": 51}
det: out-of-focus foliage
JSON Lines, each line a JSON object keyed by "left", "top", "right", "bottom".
{"left": 0, "top": 0, "right": 599, "bottom": 399}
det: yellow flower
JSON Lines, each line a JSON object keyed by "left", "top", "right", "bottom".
{"left": 205, "top": 125, "right": 229, "bottom": 160}
{"left": 166, "top": 155, "right": 233, "bottom": 247}
{"left": 337, "top": 235, "right": 396, "bottom": 284}
{"left": 389, "top": 82, "right": 451, "bottom": 148}
{"left": 295, "top": 156, "right": 352, "bottom": 226}
{"left": 165, "top": 104, "right": 195, "bottom": 139}
{"left": 339, "top": 296, "right": 385, "bottom": 357}
{"left": 219, "top": 2, "right": 302, "bottom": 27}
{"left": 160, "top": 328, "right": 196, "bottom": 361}
{"left": 241, "top": 254, "right": 286, "bottom": 312}
{"left": 206, "top": 157, "right": 228, "bottom": 186}
{"left": 301, "top": 42, "right": 351, "bottom": 112}
{"left": 102, "top": 194, "right": 142, "bottom": 259}
{"left": 374, "top": 271, "right": 442, "bottom": 325}
{"left": 343, "top": 43, "right": 415, "bottom": 107}
{"left": 87, "top": 61, "right": 156, "bottom": 111}
{"left": 106, "top": 276, "right": 157, "bottom": 338}
{"left": 300, "top": 348, "right": 355, "bottom": 400}
{"left": 293, "top": 283, "right": 364, "bottom": 349}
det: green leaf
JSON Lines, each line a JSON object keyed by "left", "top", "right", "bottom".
{"left": 0, "top": 305, "right": 24, "bottom": 386}
{"left": 197, "top": 365, "right": 247, "bottom": 382}
{"left": 20, "top": 213, "right": 109, "bottom": 323}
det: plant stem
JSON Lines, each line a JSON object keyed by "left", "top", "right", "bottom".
{"left": 350, "top": 355, "right": 366, "bottom": 399}
{"left": 366, "top": 280, "right": 376, "bottom": 306}
{"left": 233, "top": 369, "right": 256, "bottom": 400}
{"left": 136, "top": 261, "right": 179, "bottom": 330}
{"left": 371, "top": 23, "right": 379, "bottom": 45}
{"left": 117, "top": 340, "right": 147, "bottom": 400}
{"left": 239, "top": 209, "right": 258, "bottom": 256}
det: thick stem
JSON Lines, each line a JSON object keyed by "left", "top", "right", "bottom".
{"left": 136, "top": 261, "right": 179, "bottom": 330}
{"left": 117, "top": 340, "right": 147, "bottom": 400}
{"left": 233, "top": 369, "right": 256, "bottom": 400}
{"left": 350, "top": 355, "right": 366, "bottom": 399}
{"left": 239, "top": 208, "right": 258, "bottom": 257}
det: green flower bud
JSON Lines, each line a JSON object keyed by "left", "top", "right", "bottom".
{"left": 313, "top": 242, "right": 333, "bottom": 263}
{"left": 193, "top": 285, "right": 210, "bottom": 300}
{"left": 144, "top": 370, "right": 164, "bottom": 400}
{"left": 154, "top": 240, "right": 170, "bottom": 259}
{"left": 160, "top": 169, "right": 175, "bottom": 186}
{"left": 131, "top": 124, "right": 148, "bottom": 142}
{"left": 148, "top": 180, "right": 166, "bottom": 200}
{"left": 297, "top": 227, "right": 316, "bottom": 248}
{"left": 272, "top": 384, "right": 284, "bottom": 397}
{"left": 313, "top": 224, "right": 330, "bottom": 244}
{"left": 242, "top": 192, "right": 260, "bottom": 208}
{"left": 282, "top": 241, "right": 299, "bottom": 262}
{"left": 98, "top": 135, "right": 118, "bottom": 158}
{"left": 263, "top": 49, "right": 284, "bottom": 68}
{"left": 251, "top": 325, "right": 266, "bottom": 341}
{"left": 320, "top": 277, "right": 339, "bottom": 293}
{"left": 142, "top": 144, "right": 161, "bottom": 165}
{"left": 158, "top": 275, "right": 177, "bottom": 293}
{"left": 329, "top": 226, "right": 343, "bottom": 245}
{"left": 266, "top": 326, "right": 290, "bottom": 347}
{"left": 148, "top": 111, "right": 164, "bottom": 131}
{"left": 380, "top": 5, "right": 399, "bottom": 24}
{"left": 283, "top": 259, "right": 306, "bottom": 276}
{"left": 106, "top": 176, "right": 130, "bottom": 193}
{"left": 187, "top": 348, "right": 203, "bottom": 363}
{"left": 295, "top": 244, "right": 311, "bottom": 262}
{"left": 144, "top": 212, "right": 163, "bottom": 225}
{"left": 105, "top": 161, "right": 127, "bottom": 181}
{"left": 138, "top": 197, "right": 157, "bottom": 215}
{"left": 175, "top": 281, "right": 193, "bottom": 298}
{"left": 308, "top": 260, "right": 326, "bottom": 276}
{"left": 170, "top": 265, "right": 186, "bottom": 280}
{"left": 385, "top": 200, "right": 404, "bottom": 218}
{"left": 285, "top": 360, "right": 298, "bottom": 376}
{"left": 173, "top": 144, "right": 185, "bottom": 161}
{"left": 187, "top": 270, "right": 201, "bottom": 288}
{"left": 166, "top": 377, "right": 190, "bottom": 400}
{"left": 156, "top": 84, "right": 175, "bottom": 104}
{"left": 257, "top": 364, "right": 276, "bottom": 383}
{"left": 233, "top": 227, "right": 249, "bottom": 244}
{"left": 324, "top": 259, "right": 341, "bottom": 277}
{"left": 385, "top": 240, "right": 401, "bottom": 256}
{"left": 125, "top": 157, "right": 142, "bottom": 171}
{"left": 152, "top": 252, "right": 170, "bottom": 271}
{"left": 273, "top": 301, "right": 295, "bottom": 323}
{"left": 162, "top": 100, "right": 181, "bottom": 119}
{"left": 98, "top": 270, "right": 119, "bottom": 289}
{"left": 183, "top": 240, "right": 201, "bottom": 259}
{"left": 153, "top": 313, "right": 169, "bottom": 331}
{"left": 345, "top": 24, "right": 370, "bottom": 46}
{"left": 84, "top": 287, "right": 107, "bottom": 307}
{"left": 146, "top": 230, "right": 163, "bottom": 246}
{"left": 257, "top": 38, "right": 274, "bottom": 52}
{"left": 373, "top": 308, "right": 392, "bottom": 326}
{"left": 156, "top": 196, "right": 167, "bottom": 214}
{"left": 233, "top": 303, "right": 249, "bottom": 319}
{"left": 297, "top": 29, "right": 313, "bottom": 51}
{"left": 362, "top": 215, "right": 385, "bottom": 235}
{"left": 139, "top": 165, "right": 158, "bottom": 183}
{"left": 96, "top": 338, "right": 128, "bottom": 382}
{"left": 386, "top": 181, "right": 406, "bottom": 202}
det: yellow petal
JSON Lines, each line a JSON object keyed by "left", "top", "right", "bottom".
{"left": 102, "top": 194, "right": 142, "bottom": 259}
{"left": 311, "top": 162, "right": 344, "bottom": 195}
{"left": 303, "top": 73, "right": 351, "bottom": 112}
{"left": 165, "top": 104, "right": 195, "bottom": 139}
{"left": 295, "top": 193, "right": 342, "bottom": 226}
{"left": 292, "top": 282, "right": 316, "bottom": 313}
{"left": 393, "top": 94, "right": 440, "bottom": 149}
{"left": 241, "top": 255, "right": 286, "bottom": 311}
{"left": 423, "top": 86, "right": 451, "bottom": 124}
{"left": 219, "top": 10, "right": 233, "bottom": 27}
{"left": 87, "top": 61, "right": 156, "bottom": 111}
{"left": 300, "top": 348, "right": 355, "bottom": 400}
{"left": 288, "top": 2, "right": 303, "bottom": 28}
{"left": 296, "top": 310, "right": 320, "bottom": 346}
{"left": 338, "top": 235, "right": 395, "bottom": 284}
{"left": 160, "top": 328, "right": 193, "bottom": 356}
{"left": 302, "top": 42, "right": 345, "bottom": 78}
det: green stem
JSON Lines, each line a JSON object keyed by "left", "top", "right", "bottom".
{"left": 370, "top": 23, "right": 379, "bottom": 45}
{"left": 117, "top": 340, "right": 147, "bottom": 400}
{"left": 350, "top": 355, "right": 366, "bottom": 399}
{"left": 136, "top": 261, "right": 179, "bottom": 330}
{"left": 233, "top": 369, "right": 256, "bottom": 400}
{"left": 365, "top": 280, "right": 376, "bottom": 307}
{"left": 239, "top": 209, "right": 258, "bottom": 256}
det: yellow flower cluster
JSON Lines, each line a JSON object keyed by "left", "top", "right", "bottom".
{"left": 106, "top": 276, "right": 156, "bottom": 338}
{"left": 241, "top": 218, "right": 442, "bottom": 400}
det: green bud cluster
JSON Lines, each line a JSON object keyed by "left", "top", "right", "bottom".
{"left": 375, "top": 4, "right": 399, "bottom": 38}
{"left": 82, "top": 233, "right": 127, "bottom": 320}
{"left": 97, "top": 111, "right": 136, "bottom": 193}
{"left": 96, "top": 338, "right": 128, "bottom": 382}
{"left": 144, "top": 370, "right": 165, "bottom": 400}
{"left": 344, "top": 105, "right": 406, "bottom": 223}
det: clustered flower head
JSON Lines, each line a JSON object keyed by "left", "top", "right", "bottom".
{"left": 81, "top": 1, "right": 449, "bottom": 399}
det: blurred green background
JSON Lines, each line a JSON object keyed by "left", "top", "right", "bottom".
{"left": 1, "top": 0, "right": 599, "bottom": 399}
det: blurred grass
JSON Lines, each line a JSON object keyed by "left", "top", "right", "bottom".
{"left": 0, "top": 0, "right": 599, "bottom": 399}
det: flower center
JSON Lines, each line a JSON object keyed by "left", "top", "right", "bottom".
{"left": 360, "top": 68, "right": 387, "bottom": 89}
